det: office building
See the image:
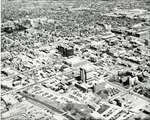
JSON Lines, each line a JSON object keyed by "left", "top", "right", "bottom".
{"left": 57, "top": 44, "right": 74, "bottom": 57}
{"left": 80, "top": 64, "right": 96, "bottom": 83}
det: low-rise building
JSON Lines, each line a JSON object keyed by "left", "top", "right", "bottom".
{"left": 64, "top": 57, "right": 88, "bottom": 68}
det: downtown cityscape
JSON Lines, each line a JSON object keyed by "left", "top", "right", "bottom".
{"left": 1, "top": 0, "right": 150, "bottom": 120}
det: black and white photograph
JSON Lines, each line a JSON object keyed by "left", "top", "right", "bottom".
{"left": 1, "top": 0, "right": 150, "bottom": 120}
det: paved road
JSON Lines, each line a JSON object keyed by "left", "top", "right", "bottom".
{"left": 2, "top": 76, "right": 55, "bottom": 96}
{"left": 2, "top": 113, "right": 28, "bottom": 120}
{"left": 19, "top": 92, "right": 64, "bottom": 114}
{"left": 104, "top": 79, "right": 150, "bottom": 102}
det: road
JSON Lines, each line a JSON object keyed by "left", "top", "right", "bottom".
{"left": 1, "top": 76, "right": 55, "bottom": 96}
{"left": 19, "top": 92, "right": 65, "bottom": 114}
{"left": 104, "top": 79, "right": 150, "bottom": 103}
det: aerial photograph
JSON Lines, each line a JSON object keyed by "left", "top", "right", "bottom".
{"left": 1, "top": 0, "right": 150, "bottom": 120}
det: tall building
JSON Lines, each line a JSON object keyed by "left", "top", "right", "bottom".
{"left": 66, "top": 47, "right": 74, "bottom": 57}
{"left": 57, "top": 44, "right": 74, "bottom": 57}
{"left": 80, "top": 64, "right": 96, "bottom": 83}
{"left": 80, "top": 68, "right": 87, "bottom": 83}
